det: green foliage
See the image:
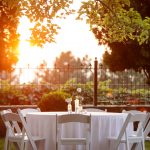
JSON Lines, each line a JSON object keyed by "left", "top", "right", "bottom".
{"left": 20, "top": 0, "right": 75, "bottom": 47}
{"left": 38, "top": 91, "right": 71, "bottom": 111}
{"left": 81, "top": 82, "right": 93, "bottom": 104}
{"left": 62, "top": 79, "right": 93, "bottom": 104}
{"left": 0, "top": 76, "right": 150, "bottom": 106}
{"left": 77, "top": 1, "right": 150, "bottom": 85}
{"left": 0, "top": 0, "right": 19, "bottom": 71}
{"left": 131, "top": 89, "right": 150, "bottom": 98}
{"left": 78, "top": 0, "right": 150, "bottom": 45}
{"left": 40, "top": 51, "right": 93, "bottom": 85}
{"left": 48, "top": 51, "right": 82, "bottom": 84}
{"left": 0, "top": 0, "right": 74, "bottom": 71}
{"left": 98, "top": 80, "right": 112, "bottom": 92}
{"left": 0, "top": 80, "right": 30, "bottom": 105}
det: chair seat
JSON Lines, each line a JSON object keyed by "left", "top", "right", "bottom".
{"left": 8, "top": 135, "right": 28, "bottom": 142}
{"left": 60, "top": 138, "right": 87, "bottom": 145}
{"left": 32, "top": 136, "right": 46, "bottom": 141}
{"left": 8, "top": 135, "right": 45, "bottom": 142}
{"left": 108, "top": 134, "right": 144, "bottom": 143}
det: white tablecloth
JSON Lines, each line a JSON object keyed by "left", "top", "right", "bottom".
{"left": 26, "top": 112, "right": 129, "bottom": 150}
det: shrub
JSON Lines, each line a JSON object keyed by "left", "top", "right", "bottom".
{"left": 38, "top": 91, "right": 71, "bottom": 111}
{"left": 0, "top": 87, "right": 30, "bottom": 105}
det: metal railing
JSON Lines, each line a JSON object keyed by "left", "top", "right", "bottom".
{"left": 0, "top": 58, "right": 150, "bottom": 105}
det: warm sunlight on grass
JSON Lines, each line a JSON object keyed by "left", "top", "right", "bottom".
{"left": 0, "top": 138, "right": 4, "bottom": 150}
{"left": 145, "top": 141, "right": 150, "bottom": 150}
{"left": 0, "top": 138, "right": 16, "bottom": 150}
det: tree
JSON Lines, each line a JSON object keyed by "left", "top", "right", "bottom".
{"left": 0, "top": 1, "right": 19, "bottom": 71}
{"left": 78, "top": 0, "right": 150, "bottom": 84}
{"left": 0, "top": 0, "right": 74, "bottom": 71}
{"left": 49, "top": 51, "right": 81, "bottom": 84}
{"left": 37, "top": 52, "right": 94, "bottom": 86}
{"left": 78, "top": 0, "right": 150, "bottom": 45}
{"left": 20, "top": 0, "right": 74, "bottom": 46}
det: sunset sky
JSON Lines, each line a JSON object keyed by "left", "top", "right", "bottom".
{"left": 16, "top": 1, "right": 106, "bottom": 68}
{"left": 16, "top": 0, "right": 106, "bottom": 83}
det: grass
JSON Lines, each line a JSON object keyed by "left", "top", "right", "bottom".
{"left": 0, "top": 138, "right": 150, "bottom": 149}
{"left": 0, "top": 138, "right": 15, "bottom": 150}
{"left": 0, "top": 138, "right": 4, "bottom": 150}
{"left": 145, "top": 141, "right": 150, "bottom": 150}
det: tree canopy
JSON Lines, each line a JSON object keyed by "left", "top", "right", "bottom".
{"left": 0, "top": 0, "right": 20, "bottom": 71}
{"left": 78, "top": 0, "right": 150, "bottom": 45}
{"left": 0, "top": 0, "right": 74, "bottom": 71}
{"left": 78, "top": 0, "right": 150, "bottom": 84}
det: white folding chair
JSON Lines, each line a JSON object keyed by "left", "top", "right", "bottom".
{"left": 17, "top": 108, "right": 41, "bottom": 117}
{"left": 0, "top": 109, "right": 22, "bottom": 150}
{"left": 84, "top": 108, "right": 107, "bottom": 112}
{"left": 18, "top": 110, "right": 46, "bottom": 150}
{"left": 1, "top": 111, "right": 45, "bottom": 150}
{"left": 1, "top": 112, "right": 27, "bottom": 150}
{"left": 107, "top": 113, "right": 148, "bottom": 150}
{"left": 144, "top": 115, "right": 150, "bottom": 141}
{"left": 56, "top": 114, "right": 91, "bottom": 150}
{"left": 131, "top": 113, "right": 150, "bottom": 150}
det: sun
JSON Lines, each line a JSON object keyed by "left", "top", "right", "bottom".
{"left": 17, "top": 17, "right": 47, "bottom": 67}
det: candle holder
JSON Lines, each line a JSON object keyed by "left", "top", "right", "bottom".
{"left": 75, "top": 98, "right": 79, "bottom": 113}
{"left": 65, "top": 98, "right": 72, "bottom": 114}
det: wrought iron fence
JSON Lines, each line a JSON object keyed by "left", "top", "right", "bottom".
{"left": 0, "top": 58, "right": 150, "bottom": 105}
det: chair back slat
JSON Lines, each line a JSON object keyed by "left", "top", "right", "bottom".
{"left": 129, "top": 113, "right": 148, "bottom": 122}
{"left": 144, "top": 121, "right": 150, "bottom": 138}
{"left": 57, "top": 114, "right": 90, "bottom": 124}
{"left": 144, "top": 113, "right": 150, "bottom": 139}
{"left": 18, "top": 108, "right": 41, "bottom": 117}
{"left": 2, "top": 113, "right": 22, "bottom": 123}
{"left": 1, "top": 109, "right": 22, "bottom": 134}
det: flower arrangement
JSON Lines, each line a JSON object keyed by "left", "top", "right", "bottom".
{"left": 74, "top": 88, "right": 84, "bottom": 113}
{"left": 77, "top": 88, "right": 82, "bottom": 93}
{"left": 65, "top": 88, "right": 84, "bottom": 113}
{"left": 76, "top": 88, "right": 84, "bottom": 103}
{"left": 65, "top": 97, "right": 72, "bottom": 104}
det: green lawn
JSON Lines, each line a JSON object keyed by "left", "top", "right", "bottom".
{"left": 0, "top": 138, "right": 15, "bottom": 150}
{"left": 146, "top": 141, "right": 150, "bottom": 150}
{"left": 0, "top": 138, "right": 150, "bottom": 149}
{"left": 0, "top": 138, "right": 4, "bottom": 150}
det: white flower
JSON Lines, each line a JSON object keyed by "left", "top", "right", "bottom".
{"left": 77, "top": 88, "right": 82, "bottom": 93}
{"left": 65, "top": 98, "right": 72, "bottom": 103}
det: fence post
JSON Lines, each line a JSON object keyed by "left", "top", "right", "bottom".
{"left": 94, "top": 57, "right": 98, "bottom": 106}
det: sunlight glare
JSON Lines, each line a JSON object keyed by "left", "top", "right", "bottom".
{"left": 16, "top": 1, "right": 106, "bottom": 84}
